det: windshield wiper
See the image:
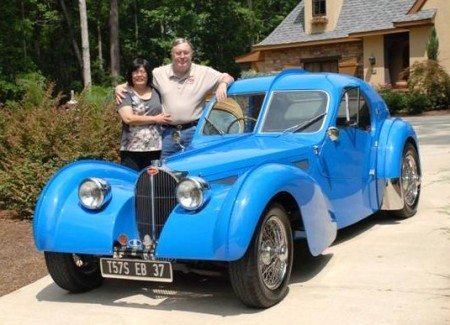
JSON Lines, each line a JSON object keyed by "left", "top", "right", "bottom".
{"left": 283, "top": 112, "right": 327, "bottom": 133}
{"left": 204, "top": 117, "right": 225, "bottom": 135}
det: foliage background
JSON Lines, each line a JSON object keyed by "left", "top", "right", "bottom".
{"left": 0, "top": 85, "right": 120, "bottom": 218}
{"left": 0, "top": 0, "right": 299, "bottom": 218}
{"left": 1, "top": 1, "right": 449, "bottom": 218}
{"left": 0, "top": 0, "right": 299, "bottom": 103}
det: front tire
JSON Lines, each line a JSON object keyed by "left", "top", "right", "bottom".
{"left": 44, "top": 252, "right": 103, "bottom": 293}
{"left": 229, "top": 203, "right": 293, "bottom": 308}
{"left": 392, "top": 143, "right": 421, "bottom": 218}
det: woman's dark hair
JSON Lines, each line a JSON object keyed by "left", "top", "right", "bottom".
{"left": 126, "top": 58, "right": 153, "bottom": 87}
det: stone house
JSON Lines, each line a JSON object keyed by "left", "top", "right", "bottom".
{"left": 235, "top": 0, "right": 449, "bottom": 87}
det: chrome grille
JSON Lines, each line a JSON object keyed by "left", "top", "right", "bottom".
{"left": 135, "top": 168, "right": 179, "bottom": 242}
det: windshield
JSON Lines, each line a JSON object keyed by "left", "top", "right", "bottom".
{"left": 262, "top": 90, "right": 328, "bottom": 133}
{"left": 201, "top": 93, "right": 265, "bottom": 135}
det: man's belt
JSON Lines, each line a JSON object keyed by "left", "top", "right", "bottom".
{"left": 171, "top": 120, "right": 199, "bottom": 130}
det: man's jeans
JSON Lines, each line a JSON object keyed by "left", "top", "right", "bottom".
{"left": 161, "top": 125, "right": 196, "bottom": 160}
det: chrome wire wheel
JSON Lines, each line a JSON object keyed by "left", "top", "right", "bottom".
{"left": 229, "top": 203, "right": 293, "bottom": 308}
{"left": 258, "top": 216, "right": 289, "bottom": 290}
{"left": 392, "top": 143, "right": 421, "bottom": 219}
{"left": 401, "top": 151, "right": 421, "bottom": 207}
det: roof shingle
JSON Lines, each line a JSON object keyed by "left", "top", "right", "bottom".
{"left": 257, "top": 0, "right": 436, "bottom": 47}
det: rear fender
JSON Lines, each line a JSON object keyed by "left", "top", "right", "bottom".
{"left": 377, "top": 118, "right": 419, "bottom": 179}
{"left": 376, "top": 118, "right": 420, "bottom": 209}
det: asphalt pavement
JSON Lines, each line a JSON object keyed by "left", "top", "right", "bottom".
{"left": 1, "top": 114, "right": 449, "bottom": 325}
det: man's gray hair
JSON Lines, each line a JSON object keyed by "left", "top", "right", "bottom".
{"left": 171, "top": 38, "right": 194, "bottom": 51}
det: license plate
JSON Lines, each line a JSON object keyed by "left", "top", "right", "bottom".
{"left": 100, "top": 258, "right": 173, "bottom": 282}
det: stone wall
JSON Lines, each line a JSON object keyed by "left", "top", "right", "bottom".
{"left": 263, "top": 41, "right": 364, "bottom": 78}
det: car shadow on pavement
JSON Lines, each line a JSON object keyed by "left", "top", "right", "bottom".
{"left": 332, "top": 211, "right": 401, "bottom": 246}
{"left": 34, "top": 212, "right": 404, "bottom": 315}
{"left": 289, "top": 211, "right": 402, "bottom": 284}
{"left": 35, "top": 273, "right": 257, "bottom": 315}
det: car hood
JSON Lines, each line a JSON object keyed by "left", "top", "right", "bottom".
{"left": 165, "top": 134, "right": 316, "bottom": 179}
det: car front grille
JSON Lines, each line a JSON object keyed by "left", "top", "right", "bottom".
{"left": 135, "top": 168, "right": 179, "bottom": 243}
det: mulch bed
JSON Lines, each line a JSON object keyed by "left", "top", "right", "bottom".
{"left": 0, "top": 218, "right": 48, "bottom": 296}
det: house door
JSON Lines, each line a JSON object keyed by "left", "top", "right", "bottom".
{"left": 385, "top": 32, "right": 409, "bottom": 84}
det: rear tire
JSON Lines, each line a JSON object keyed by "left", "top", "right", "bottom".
{"left": 392, "top": 143, "right": 421, "bottom": 218}
{"left": 44, "top": 252, "right": 103, "bottom": 293}
{"left": 229, "top": 203, "right": 293, "bottom": 308}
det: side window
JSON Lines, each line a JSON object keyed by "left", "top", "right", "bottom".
{"left": 202, "top": 94, "right": 265, "bottom": 135}
{"left": 336, "top": 87, "right": 371, "bottom": 131}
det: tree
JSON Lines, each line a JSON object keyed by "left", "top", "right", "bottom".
{"left": 0, "top": 0, "right": 299, "bottom": 100}
{"left": 109, "top": 0, "right": 120, "bottom": 85}
{"left": 79, "top": 0, "right": 91, "bottom": 88}
{"left": 59, "top": 0, "right": 82, "bottom": 69}
{"left": 427, "top": 26, "right": 439, "bottom": 61}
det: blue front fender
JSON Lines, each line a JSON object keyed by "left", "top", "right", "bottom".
{"left": 33, "top": 160, "right": 138, "bottom": 255}
{"left": 225, "top": 163, "right": 337, "bottom": 259}
{"left": 156, "top": 163, "right": 336, "bottom": 261}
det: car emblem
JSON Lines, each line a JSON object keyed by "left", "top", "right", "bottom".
{"left": 147, "top": 167, "right": 159, "bottom": 175}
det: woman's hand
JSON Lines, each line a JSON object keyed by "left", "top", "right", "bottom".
{"left": 154, "top": 113, "right": 172, "bottom": 125}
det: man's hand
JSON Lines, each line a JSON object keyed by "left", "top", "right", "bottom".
{"left": 115, "top": 83, "right": 128, "bottom": 104}
{"left": 215, "top": 74, "right": 234, "bottom": 102}
{"left": 215, "top": 82, "right": 229, "bottom": 102}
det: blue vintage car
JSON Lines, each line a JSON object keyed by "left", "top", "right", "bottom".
{"left": 33, "top": 69, "right": 421, "bottom": 308}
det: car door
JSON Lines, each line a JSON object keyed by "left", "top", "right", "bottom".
{"left": 317, "top": 87, "right": 378, "bottom": 228}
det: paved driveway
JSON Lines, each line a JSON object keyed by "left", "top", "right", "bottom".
{"left": 1, "top": 115, "right": 449, "bottom": 325}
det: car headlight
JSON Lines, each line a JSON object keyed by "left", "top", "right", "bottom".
{"left": 78, "top": 177, "right": 111, "bottom": 210}
{"left": 176, "top": 177, "right": 210, "bottom": 211}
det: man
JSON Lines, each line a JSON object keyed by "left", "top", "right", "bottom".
{"left": 116, "top": 38, "right": 234, "bottom": 159}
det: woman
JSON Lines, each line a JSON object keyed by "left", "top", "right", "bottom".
{"left": 117, "top": 58, "right": 171, "bottom": 170}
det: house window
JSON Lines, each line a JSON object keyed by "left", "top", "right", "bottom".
{"left": 313, "top": 0, "right": 326, "bottom": 16}
{"left": 303, "top": 56, "right": 339, "bottom": 73}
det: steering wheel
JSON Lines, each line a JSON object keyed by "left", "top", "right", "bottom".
{"left": 225, "top": 117, "right": 258, "bottom": 133}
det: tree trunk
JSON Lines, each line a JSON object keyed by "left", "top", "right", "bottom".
{"left": 109, "top": 0, "right": 120, "bottom": 85}
{"left": 59, "top": 0, "right": 82, "bottom": 69}
{"left": 97, "top": 20, "right": 104, "bottom": 72}
{"left": 79, "top": 0, "right": 92, "bottom": 88}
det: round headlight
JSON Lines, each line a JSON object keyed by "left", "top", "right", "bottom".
{"left": 78, "top": 177, "right": 111, "bottom": 210}
{"left": 176, "top": 177, "right": 209, "bottom": 211}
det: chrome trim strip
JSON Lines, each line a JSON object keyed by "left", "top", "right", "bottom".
{"left": 381, "top": 177, "right": 404, "bottom": 210}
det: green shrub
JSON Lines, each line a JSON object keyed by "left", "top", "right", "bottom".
{"left": 405, "top": 93, "right": 430, "bottom": 115}
{"left": 0, "top": 72, "right": 52, "bottom": 110}
{"left": 0, "top": 86, "right": 121, "bottom": 219}
{"left": 378, "top": 88, "right": 408, "bottom": 114}
{"left": 403, "top": 60, "right": 450, "bottom": 110}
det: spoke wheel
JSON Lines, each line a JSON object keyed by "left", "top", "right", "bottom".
{"left": 259, "top": 216, "right": 289, "bottom": 289}
{"left": 392, "top": 143, "right": 421, "bottom": 218}
{"left": 229, "top": 203, "right": 293, "bottom": 308}
{"left": 45, "top": 252, "right": 103, "bottom": 293}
